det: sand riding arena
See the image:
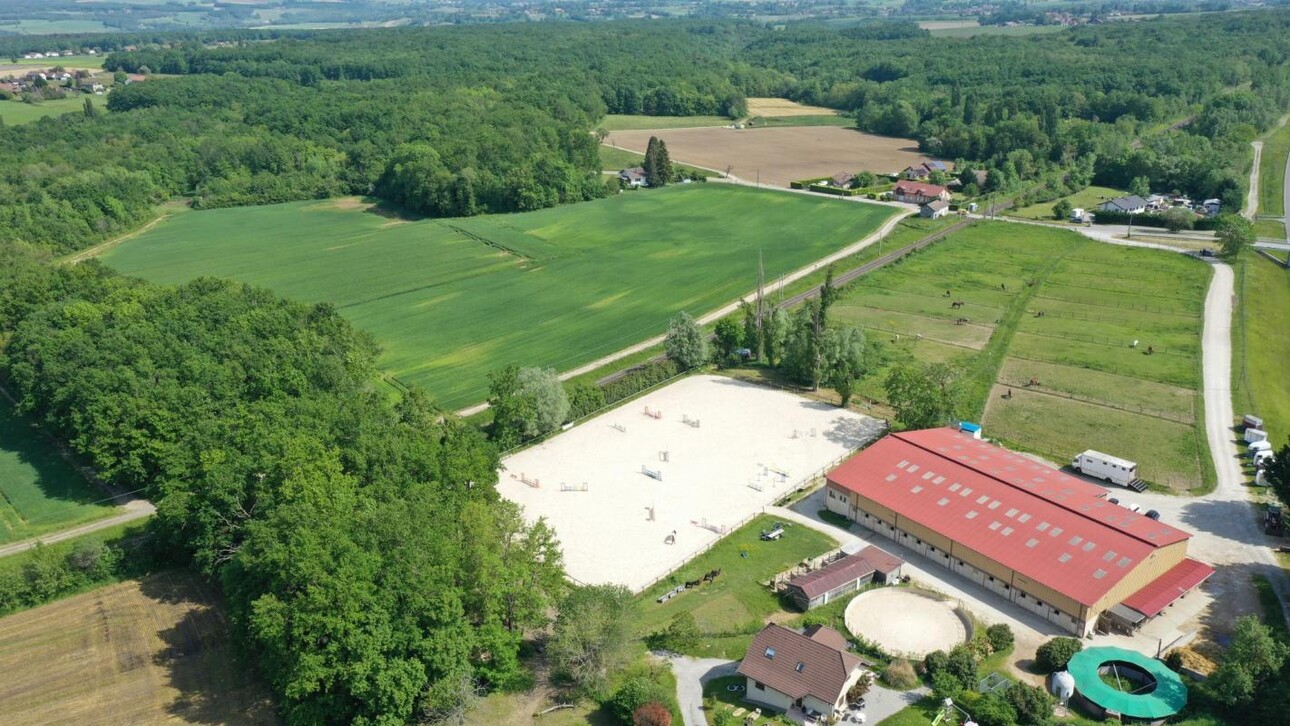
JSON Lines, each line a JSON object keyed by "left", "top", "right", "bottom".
{"left": 844, "top": 588, "right": 971, "bottom": 657}
{"left": 497, "top": 375, "right": 884, "bottom": 592}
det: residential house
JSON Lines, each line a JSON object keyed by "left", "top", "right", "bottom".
{"left": 737, "top": 624, "right": 867, "bottom": 721}
{"left": 920, "top": 199, "right": 951, "bottom": 219}
{"left": 1098, "top": 195, "right": 1148, "bottom": 215}
{"left": 902, "top": 160, "right": 952, "bottom": 181}
{"left": 829, "top": 172, "right": 854, "bottom": 189}
{"left": 619, "top": 166, "right": 648, "bottom": 188}
{"left": 1201, "top": 199, "right": 1221, "bottom": 215}
{"left": 893, "top": 181, "right": 950, "bottom": 205}
{"left": 783, "top": 545, "right": 903, "bottom": 611}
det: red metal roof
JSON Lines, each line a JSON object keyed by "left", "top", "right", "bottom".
{"left": 827, "top": 428, "right": 1194, "bottom": 607}
{"left": 1121, "top": 557, "right": 1214, "bottom": 618}
{"left": 787, "top": 546, "right": 903, "bottom": 600}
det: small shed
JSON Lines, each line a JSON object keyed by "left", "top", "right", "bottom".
{"left": 783, "top": 545, "right": 903, "bottom": 611}
{"left": 1243, "top": 414, "right": 1264, "bottom": 430}
{"left": 921, "top": 199, "right": 950, "bottom": 219}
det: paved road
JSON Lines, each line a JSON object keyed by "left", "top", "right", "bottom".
{"left": 0, "top": 498, "right": 155, "bottom": 558}
{"left": 1199, "top": 262, "right": 1290, "bottom": 622}
{"left": 453, "top": 203, "right": 913, "bottom": 416}
{"left": 1247, "top": 140, "right": 1263, "bottom": 218}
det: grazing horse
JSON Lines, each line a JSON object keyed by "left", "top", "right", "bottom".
{"left": 950, "top": 300, "right": 965, "bottom": 309}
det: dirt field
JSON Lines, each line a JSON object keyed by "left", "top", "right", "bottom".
{"left": 844, "top": 588, "right": 970, "bottom": 657}
{"left": 745, "top": 97, "right": 839, "bottom": 117}
{"left": 603, "top": 126, "right": 926, "bottom": 188}
{"left": 0, "top": 570, "right": 274, "bottom": 725}
{"left": 498, "top": 375, "right": 883, "bottom": 592}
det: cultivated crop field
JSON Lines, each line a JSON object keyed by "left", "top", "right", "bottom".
{"left": 602, "top": 125, "right": 926, "bottom": 187}
{"left": 0, "top": 570, "right": 274, "bottom": 725}
{"left": 104, "top": 185, "right": 895, "bottom": 408}
{"left": 0, "top": 396, "right": 116, "bottom": 544}
{"left": 744, "top": 97, "right": 839, "bottom": 117}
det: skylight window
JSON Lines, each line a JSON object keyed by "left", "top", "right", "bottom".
{"left": 988, "top": 500, "right": 1002, "bottom": 510}
{"left": 948, "top": 482, "right": 961, "bottom": 492}
{"left": 1025, "top": 538, "right": 1039, "bottom": 548}
{"left": 965, "top": 511, "right": 979, "bottom": 519}
{"left": 1082, "top": 542, "right": 1096, "bottom": 552}
{"left": 937, "top": 497, "right": 951, "bottom": 506}
{"left": 897, "top": 460, "right": 909, "bottom": 469}
{"left": 1001, "top": 527, "right": 1014, "bottom": 536}
{"left": 1058, "top": 553, "right": 1072, "bottom": 564}
{"left": 1037, "top": 522, "right": 1050, "bottom": 532}
{"left": 765, "top": 647, "right": 776, "bottom": 659}
{"left": 1069, "top": 535, "right": 1083, "bottom": 546}
{"left": 977, "top": 495, "right": 990, "bottom": 504}
{"left": 1006, "top": 508, "right": 1019, "bottom": 518}
{"left": 911, "top": 485, "right": 924, "bottom": 494}
{"left": 988, "top": 521, "right": 1002, "bottom": 531}
{"left": 1093, "top": 569, "right": 1108, "bottom": 579}
{"left": 795, "top": 662, "right": 806, "bottom": 673}
{"left": 1018, "top": 514, "right": 1032, "bottom": 523}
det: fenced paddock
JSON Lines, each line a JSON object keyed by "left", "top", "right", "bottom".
{"left": 498, "top": 375, "right": 882, "bottom": 591}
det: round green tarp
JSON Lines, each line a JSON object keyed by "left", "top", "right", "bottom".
{"left": 1067, "top": 646, "right": 1187, "bottom": 719}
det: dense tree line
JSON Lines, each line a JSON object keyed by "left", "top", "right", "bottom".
{"left": 743, "top": 10, "right": 1290, "bottom": 206}
{"left": 0, "top": 245, "right": 566, "bottom": 724}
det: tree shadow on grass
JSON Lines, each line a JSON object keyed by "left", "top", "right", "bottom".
{"left": 139, "top": 573, "right": 277, "bottom": 725}
{"left": 0, "top": 395, "right": 121, "bottom": 525}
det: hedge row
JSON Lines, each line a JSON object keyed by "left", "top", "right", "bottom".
{"left": 1091, "top": 208, "right": 1220, "bottom": 230}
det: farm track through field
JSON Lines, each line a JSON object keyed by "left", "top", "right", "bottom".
{"left": 60, "top": 208, "right": 180, "bottom": 265}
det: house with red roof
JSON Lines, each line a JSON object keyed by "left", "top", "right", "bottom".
{"left": 892, "top": 181, "right": 950, "bottom": 205}
{"left": 825, "top": 428, "right": 1213, "bottom": 636}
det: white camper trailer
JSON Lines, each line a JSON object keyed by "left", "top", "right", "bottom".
{"left": 1072, "top": 450, "right": 1143, "bottom": 491}
{"left": 1245, "top": 428, "right": 1268, "bottom": 444}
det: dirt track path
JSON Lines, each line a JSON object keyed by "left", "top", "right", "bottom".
{"left": 59, "top": 208, "right": 178, "bottom": 265}
{"left": 1247, "top": 140, "right": 1264, "bottom": 219}
{"left": 0, "top": 499, "right": 155, "bottom": 558}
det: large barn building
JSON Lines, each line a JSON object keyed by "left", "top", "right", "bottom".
{"left": 825, "top": 428, "right": 1213, "bottom": 636}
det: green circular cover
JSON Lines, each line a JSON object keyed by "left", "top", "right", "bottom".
{"left": 1067, "top": 646, "right": 1187, "bottom": 719}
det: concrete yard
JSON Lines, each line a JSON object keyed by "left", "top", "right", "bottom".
{"left": 498, "top": 375, "right": 882, "bottom": 591}
{"left": 844, "top": 588, "right": 970, "bottom": 658}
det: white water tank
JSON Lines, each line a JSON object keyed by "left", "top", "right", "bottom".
{"left": 1051, "top": 670, "right": 1076, "bottom": 704}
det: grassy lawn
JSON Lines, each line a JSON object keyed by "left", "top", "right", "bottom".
{"left": 704, "top": 675, "right": 795, "bottom": 725}
{"left": 635, "top": 514, "right": 838, "bottom": 659}
{"left": 103, "top": 186, "right": 895, "bottom": 409}
{"left": 1007, "top": 186, "right": 1126, "bottom": 221}
{"left": 877, "top": 697, "right": 941, "bottom": 725}
{"left": 997, "top": 358, "right": 1194, "bottom": 422}
{"left": 1258, "top": 120, "right": 1290, "bottom": 217}
{"left": 0, "top": 95, "right": 102, "bottom": 126}
{"left": 0, "top": 395, "right": 118, "bottom": 544}
{"left": 1234, "top": 252, "right": 1290, "bottom": 443}
{"left": 1254, "top": 218, "right": 1286, "bottom": 240}
{"left": 599, "top": 114, "right": 733, "bottom": 131}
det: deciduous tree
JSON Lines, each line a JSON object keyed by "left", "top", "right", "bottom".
{"left": 665, "top": 311, "right": 708, "bottom": 369}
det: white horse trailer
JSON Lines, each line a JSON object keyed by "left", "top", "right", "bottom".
{"left": 1072, "top": 450, "right": 1144, "bottom": 491}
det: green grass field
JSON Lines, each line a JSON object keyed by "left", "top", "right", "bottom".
{"left": 104, "top": 186, "right": 895, "bottom": 409}
{"left": 0, "top": 396, "right": 117, "bottom": 544}
{"left": 1254, "top": 218, "right": 1286, "bottom": 240}
{"left": 1258, "top": 120, "right": 1290, "bottom": 217}
{"left": 990, "top": 242, "right": 1211, "bottom": 490}
{"left": 1235, "top": 252, "right": 1290, "bottom": 445}
{"left": 825, "top": 222, "right": 1211, "bottom": 490}
{"left": 0, "top": 96, "right": 101, "bottom": 126}
{"left": 1007, "top": 186, "right": 1126, "bottom": 221}
{"left": 11, "top": 54, "right": 105, "bottom": 68}
{"left": 634, "top": 515, "right": 837, "bottom": 660}
{"left": 598, "top": 145, "right": 712, "bottom": 177}
{"left": 599, "top": 114, "right": 733, "bottom": 131}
